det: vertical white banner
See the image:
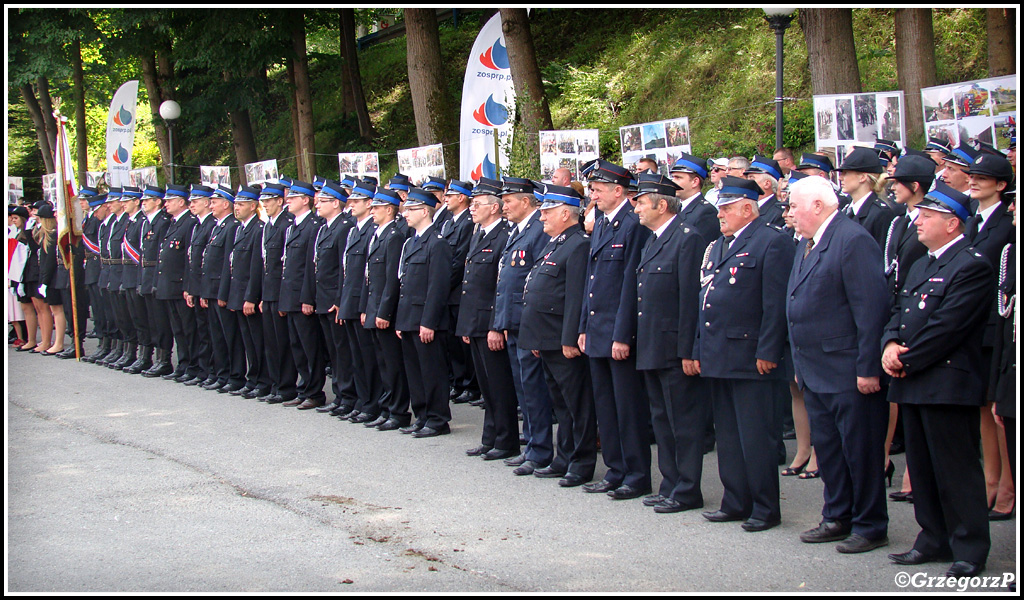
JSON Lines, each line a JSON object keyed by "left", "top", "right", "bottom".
{"left": 459, "top": 12, "right": 516, "bottom": 181}
{"left": 105, "top": 80, "right": 140, "bottom": 187}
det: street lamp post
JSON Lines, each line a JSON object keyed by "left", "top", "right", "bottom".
{"left": 159, "top": 100, "right": 181, "bottom": 185}
{"left": 764, "top": 8, "right": 796, "bottom": 151}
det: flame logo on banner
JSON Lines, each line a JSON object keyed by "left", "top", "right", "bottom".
{"left": 473, "top": 95, "right": 509, "bottom": 127}
{"left": 112, "top": 143, "right": 130, "bottom": 165}
{"left": 479, "top": 38, "right": 510, "bottom": 70}
{"left": 470, "top": 155, "right": 497, "bottom": 181}
{"left": 113, "top": 105, "right": 133, "bottom": 127}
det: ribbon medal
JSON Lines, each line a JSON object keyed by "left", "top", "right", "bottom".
{"left": 918, "top": 294, "right": 928, "bottom": 310}
{"left": 729, "top": 267, "right": 738, "bottom": 285}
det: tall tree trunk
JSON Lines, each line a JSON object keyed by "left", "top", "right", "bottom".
{"left": 141, "top": 52, "right": 173, "bottom": 184}
{"left": 798, "top": 9, "right": 862, "bottom": 95}
{"left": 72, "top": 38, "right": 88, "bottom": 178}
{"left": 405, "top": 8, "right": 458, "bottom": 173}
{"left": 223, "top": 71, "right": 259, "bottom": 186}
{"left": 500, "top": 9, "right": 553, "bottom": 133}
{"left": 895, "top": 9, "right": 936, "bottom": 147}
{"left": 36, "top": 77, "right": 58, "bottom": 156}
{"left": 22, "top": 83, "right": 55, "bottom": 173}
{"left": 156, "top": 42, "right": 176, "bottom": 102}
{"left": 285, "top": 59, "right": 302, "bottom": 171}
{"left": 289, "top": 10, "right": 316, "bottom": 181}
{"left": 986, "top": 8, "right": 1015, "bottom": 77}
{"left": 340, "top": 8, "right": 374, "bottom": 141}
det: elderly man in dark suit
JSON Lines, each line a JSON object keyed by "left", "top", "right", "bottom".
{"left": 226, "top": 185, "right": 270, "bottom": 399}
{"left": 520, "top": 185, "right": 597, "bottom": 488}
{"left": 200, "top": 185, "right": 244, "bottom": 394}
{"left": 882, "top": 183, "right": 994, "bottom": 578}
{"left": 787, "top": 175, "right": 890, "bottom": 553}
{"left": 147, "top": 185, "right": 195, "bottom": 378}
{"left": 694, "top": 177, "right": 792, "bottom": 533}
{"left": 633, "top": 173, "right": 707, "bottom": 514}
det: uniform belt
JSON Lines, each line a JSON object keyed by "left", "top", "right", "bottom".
{"left": 141, "top": 261, "right": 158, "bottom": 267}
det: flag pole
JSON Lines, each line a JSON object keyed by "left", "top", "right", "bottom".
{"left": 54, "top": 102, "right": 83, "bottom": 359}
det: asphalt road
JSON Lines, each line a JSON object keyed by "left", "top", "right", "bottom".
{"left": 6, "top": 348, "right": 1018, "bottom": 592}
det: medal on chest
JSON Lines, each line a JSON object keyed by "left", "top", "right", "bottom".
{"left": 918, "top": 294, "right": 928, "bottom": 310}
{"left": 729, "top": 267, "right": 737, "bottom": 285}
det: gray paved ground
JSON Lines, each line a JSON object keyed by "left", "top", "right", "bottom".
{"left": 6, "top": 348, "right": 1018, "bottom": 592}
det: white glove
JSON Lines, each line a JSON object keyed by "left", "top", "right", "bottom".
{"left": 38, "top": 284, "right": 47, "bottom": 297}
{"left": 17, "top": 283, "right": 25, "bottom": 297}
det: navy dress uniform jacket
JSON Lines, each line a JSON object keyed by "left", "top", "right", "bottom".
{"left": 140, "top": 211, "right": 171, "bottom": 295}
{"left": 82, "top": 214, "right": 102, "bottom": 286}
{"left": 201, "top": 215, "right": 239, "bottom": 301}
{"left": 579, "top": 204, "right": 650, "bottom": 356}
{"left": 260, "top": 211, "right": 293, "bottom": 304}
{"left": 757, "top": 194, "right": 787, "bottom": 229}
{"left": 455, "top": 221, "right": 509, "bottom": 338}
{"left": 155, "top": 212, "right": 196, "bottom": 301}
{"left": 442, "top": 210, "right": 474, "bottom": 305}
{"left": 312, "top": 215, "right": 354, "bottom": 314}
{"left": 846, "top": 191, "right": 896, "bottom": 250}
{"left": 361, "top": 221, "right": 405, "bottom": 327}
{"left": 884, "top": 212, "right": 927, "bottom": 300}
{"left": 395, "top": 225, "right": 452, "bottom": 332}
{"left": 107, "top": 212, "right": 129, "bottom": 292}
{"left": 226, "top": 217, "right": 264, "bottom": 311}
{"left": 278, "top": 212, "right": 322, "bottom": 313}
{"left": 519, "top": 224, "right": 589, "bottom": 352}
{"left": 787, "top": 213, "right": 888, "bottom": 393}
{"left": 678, "top": 194, "right": 720, "bottom": 249}
{"left": 491, "top": 211, "right": 547, "bottom": 332}
{"left": 337, "top": 218, "right": 376, "bottom": 320}
{"left": 184, "top": 214, "right": 216, "bottom": 298}
{"left": 694, "top": 221, "right": 792, "bottom": 379}
{"left": 882, "top": 238, "right": 994, "bottom": 407}
{"left": 635, "top": 219, "right": 705, "bottom": 371}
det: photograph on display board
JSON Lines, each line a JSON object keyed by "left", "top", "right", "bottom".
{"left": 9, "top": 177, "right": 24, "bottom": 205}
{"left": 557, "top": 131, "right": 577, "bottom": 154}
{"left": 578, "top": 136, "right": 597, "bottom": 155}
{"left": 200, "top": 166, "right": 231, "bottom": 187}
{"left": 558, "top": 157, "right": 578, "bottom": 175}
{"left": 540, "top": 132, "right": 557, "bottom": 155}
{"left": 815, "top": 97, "right": 837, "bottom": 142}
{"left": 665, "top": 119, "right": 690, "bottom": 148}
{"left": 836, "top": 98, "right": 854, "bottom": 141}
{"left": 338, "top": 152, "right": 380, "bottom": 181}
{"left": 926, "top": 121, "right": 959, "bottom": 148}
{"left": 988, "top": 77, "right": 1016, "bottom": 115}
{"left": 642, "top": 122, "right": 667, "bottom": 150}
{"left": 922, "top": 87, "right": 955, "bottom": 122}
{"left": 244, "top": 159, "right": 279, "bottom": 186}
{"left": 42, "top": 174, "right": 57, "bottom": 206}
{"left": 620, "top": 126, "right": 642, "bottom": 153}
{"left": 540, "top": 155, "right": 559, "bottom": 182}
{"left": 994, "top": 114, "right": 1016, "bottom": 150}
{"left": 397, "top": 144, "right": 445, "bottom": 186}
{"left": 958, "top": 115, "right": 995, "bottom": 147}
{"left": 953, "top": 83, "right": 991, "bottom": 119}
{"left": 879, "top": 95, "right": 903, "bottom": 142}
{"left": 86, "top": 172, "right": 107, "bottom": 188}
{"left": 129, "top": 167, "right": 158, "bottom": 188}
{"left": 854, "top": 94, "right": 879, "bottom": 142}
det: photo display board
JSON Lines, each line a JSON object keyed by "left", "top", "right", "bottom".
{"left": 814, "top": 91, "right": 906, "bottom": 166}
{"left": 243, "top": 159, "right": 280, "bottom": 187}
{"left": 397, "top": 143, "right": 445, "bottom": 186}
{"left": 539, "top": 129, "right": 600, "bottom": 182}
{"left": 619, "top": 117, "right": 691, "bottom": 176}
{"left": 921, "top": 75, "right": 1016, "bottom": 151}
{"left": 200, "top": 166, "right": 232, "bottom": 188}
{"left": 338, "top": 152, "right": 380, "bottom": 183}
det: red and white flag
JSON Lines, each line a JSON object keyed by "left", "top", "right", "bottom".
{"left": 53, "top": 111, "right": 83, "bottom": 269}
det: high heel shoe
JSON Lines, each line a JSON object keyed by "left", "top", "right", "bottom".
{"left": 782, "top": 457, "right": 810, "bottom": 477}
{"left": 889, "top": 490, "right": 911, "bottom": 501}
{"left": 798, "top": 469, "right": 820, "bottom": 479}
{"left": 885, "top": 461, "right": 895, "bottom": 487}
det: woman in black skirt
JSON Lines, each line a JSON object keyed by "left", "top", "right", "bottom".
{"left": 32, "top": 204, "right": 64, "bottom": 355}
{"left": 14, "top": 206, "right": 42, "bottom": 352}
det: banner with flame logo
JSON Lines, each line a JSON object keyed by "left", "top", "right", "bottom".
{"left": 105, "top": 80, "right": 139, "bottom": 187}
{"left": 459, "top": 12, "right": 515, "bottom": 181}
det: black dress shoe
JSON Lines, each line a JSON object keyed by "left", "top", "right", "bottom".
{"left": 241, "top": 388, "right": 262, "bottom": 399}
{"left": 608, "top": 484, "right": 651, "bottom": 500}
{"left": 399, "top": 423, "right": 423, "bottom": 434}
{"left": 533, "top": 466, "right": 567, "bottom": 479}
{"left": 465, "top": 445, "right": 492, "bottom": 457}
{"left": 888, "top": 549, "right": 949, "bottom": 565}
{"left": 219, "top": 383, "right": 245, "bottom": 395}
{"left": 200, "top": 380, "right": 224, "bottom": 391}
{"left": 413, "top": 425, "right": 450, "bottom": 438}
{"left": 468, "top": 398, "right": 486, "bottom": 407}
{"left": 654, "top": 498, "right": 702, "bottom": 514}
{"left": 449, "top": 387, "right": 461, "bottom": 400}
{"left": 582, "top": 479, "right": 618, "bottom": 493}
{"left": 889, "top": 490, "right": 912, "bottom": 502}
{"left": 229, "top": 386, "right": 253, "bottom": 397}
{"left": 503, "top": 454, "right": 527, "bottom": 467}
{"left": 558, "top": 473, "right": 588, "bottom": 487}
{"left": 317, "top": 402, "right": 341, "bottom": 414}
{"left": 255, "top": 393, "right": 276, "bottom": 402}
{"left": 482, "top": 448, "right": 517, "bottom": 461}
{"left": 453, "top": 390, "right": 479, "bottom": 404}
{"left": 642, "top": 494, "right": 667, "bottom": 507}
{"left": 451, "top": 389, "right": 470, "bottom": 403}
{"left": 365, "top": 415, "right": 388, "bottom": 428}
{"left": 701, "top": 510, "right": 745, "bottom": 523}
{"left": 351, "top": 412, "right": 376, "bottom": 424}
{"left": 988, "top": 508, "right": 1014, "bottom": 521}
{"left": 742, "top": 518, "right": 781, "bottom": 532}
{"left": 837, "top": 533, "right": 888, "bottom": 553}
{"left": 512, "top": 461, "right": 541, "bottom": 476}
{"left": 946, "top": 561, "right": 985, "bottom": 578}
{"left": 799, "top": 520, "right": 852, "bottom": 543}
{"left": 265, "top": 396, "right": 288, "bottom": 405}
{"left": 377, "top": 419, "right": 403, "bottom": 431}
